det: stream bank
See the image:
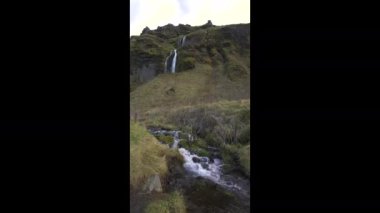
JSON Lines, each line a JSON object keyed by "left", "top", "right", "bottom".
{"left": 149, "top": 127, "right": 250, "bottom": 213}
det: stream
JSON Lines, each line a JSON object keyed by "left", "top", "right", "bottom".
{"left": 149, "top": 128, "right": 250, "bottom": 213}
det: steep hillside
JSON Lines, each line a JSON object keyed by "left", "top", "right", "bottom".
{"left": 130, "top": 21, "right": 251, "bottom": 213}
{"left": 130, "top": 21, "right": 250, "bottom": 114}
{"left": 130, "top": 21, "right": 250, "bottom": 93}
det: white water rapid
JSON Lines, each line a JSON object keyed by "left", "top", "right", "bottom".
{"left": 149, "top": 128, "right": 243, "bottom": 191}
{"left": 179, "top": 148, "right": 222, "bottom": 182}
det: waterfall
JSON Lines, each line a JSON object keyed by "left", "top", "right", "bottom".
{"left": 164, "top": 49, "right": 177, "bottom": 73}
{"left": 171, "top": 49, "right": 177, "bottom": 73}
{"left": 181, "top": 35, "right": 186, "bottom": 47}
{"left": 164, "top": 55, "right": 170, "bottom": 73}
{"left": 178, "top": 35, "right": 187, "bottom": 48}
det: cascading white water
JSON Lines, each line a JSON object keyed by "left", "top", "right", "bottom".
{"left": 179, "top": 148, "right": 222, "bottom": 182}
{"left": 171, "top": 131, "right": 180, "bottom": 149}
{"left": 149, "top": 128, "right": 243, "bottom": 191}
{"left": 164, "top": 35, "right": 187, "bottom": 73}
{"left": 171, "top": 49, "right": 177, "bottom": 73}
{"left": 164, "top": 55, "right": 170, "bottom": 73}
{"left": 181, "top": 35, "right": 186, "bottom": 47}
{"left": 183, "top": 36, "right": 186, "bottom": 47}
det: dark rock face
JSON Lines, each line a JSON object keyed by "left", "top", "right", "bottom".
{"left": 192, "top": 157, "right": 208, "bottom": 163}
{"left": 141, "top": 26, "right": 151, "bottom": 35}
{"left": 192, "top": 157, "right": 201, "bottom": 163}
{"left": 200, "top": 20, "right": 214, "bottom": 29}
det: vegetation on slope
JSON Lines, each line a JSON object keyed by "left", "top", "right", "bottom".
{"left": 130, "top": 22, "right": 251, "bottom": 211}
{"left": 144, "top": 191, "right": 186, "bottom": 213}
{"left": 135, "top": 99, "right": 250, "bottom": 177}
{"left": 130, "top": 63, "right": 250, "bottom": 116}
{"left": 130, "top": 121, "right": 183, "bottom": 190}
{"left": 130, "top": 22, "right": 250, "bottom": 92}
{"left": 238, "top": 144, "right": 250, "bottom": 177}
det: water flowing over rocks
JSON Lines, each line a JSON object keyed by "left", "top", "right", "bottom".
{"left": 164, "top": 49, "right": 178, "bottom": 73}
{"left": 148, "top": 127, "right": 250, "bottom": 211}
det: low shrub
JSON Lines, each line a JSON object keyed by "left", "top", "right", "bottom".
{"left": 238, "top": 144, "right": 250, "bottom": 177}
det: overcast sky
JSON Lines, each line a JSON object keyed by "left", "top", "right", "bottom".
{"left": 130, "top": 0, "right": 250, "bottom": 36}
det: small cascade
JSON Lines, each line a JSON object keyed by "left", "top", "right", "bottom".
{"left": 164, "top": 49, "right": 177, "bottom": 73}
{"left": 164, "top": 55, "right": 169, "bottom": 73}
{"left": 171, "top": 49, "right": 177, "bottom": 73}
{"left": 179, "top": 35, "right": 186, "bottom": 48}
{"left": 148, "top": 127, "right": 246, "bottom": 193}
{"left": 179, "top": 148, "right": 222, "bottom": 182}
{"left": 164, "top": 35, "right": 187, "bottom": 73}
{"left": 171, "top": 131, "right": 180, "bottom": 149}
{"left": 182, "top": 35, "right": 186, "bottom": 47}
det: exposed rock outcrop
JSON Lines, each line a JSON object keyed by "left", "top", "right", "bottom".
{"left": 142, "top": 174, "right": 163, "bottom": 193}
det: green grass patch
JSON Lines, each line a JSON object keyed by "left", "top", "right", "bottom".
{"left": 130, "top": 122, "right": 169, "bottom": 189}
{"left": 156, "top": 135, "right": 173, "bottom": 144}
{"left": 238, "top": 144, "right": 250, "bottom": 177}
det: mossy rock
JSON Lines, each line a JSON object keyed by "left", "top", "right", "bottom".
{"left": 191, "top": 147, "right": 210, "bottom": 157}
{"left": 178, "top": 57, "right": 196, "bottom": 71}
{"left": 194, "top": 138, "right": 208, "bottom": 149}
{"left": 156, "top": 135, "right": 173, "bottom": 144}
{"left": 224, "top": 61, "right": 248, "bottom": 81}
{"left": 178, "top": 132, "right": 189, "bottom": 141}
{"left": 178, "top": 141, "right": 191, "bottom": 150}
{"left": 185, "top": 180, "right": 236, "bottom": 212}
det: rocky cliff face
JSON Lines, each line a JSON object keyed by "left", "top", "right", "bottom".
{"left": 130, "top": 21, "right": 250, "bottom": 91}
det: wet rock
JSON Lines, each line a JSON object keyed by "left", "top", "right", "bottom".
{"left": 210, "top": 152, "right": 222, "bottom": 160}
{"left": 201, "top": 162, "right": 209, "bottom": 170}
{"left": 192, "top": 157, "right": 201, "bottom": 163}
{"left": 192, "top": 157, "right": 208, "bottom": 163}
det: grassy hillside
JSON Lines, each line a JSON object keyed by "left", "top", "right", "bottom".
{"left": 130, "top": 22, "right": 251, "bottom": 211}
{"left": 130, "top": 64, "right": 250, "bottom": 116}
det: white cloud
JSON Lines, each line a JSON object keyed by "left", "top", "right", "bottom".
{"left": 130, "top": 0, "right": 250, "bottom": 36}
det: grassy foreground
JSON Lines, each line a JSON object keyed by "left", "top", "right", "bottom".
{"left": 130, "top": 122, "right": 186, "bottom": 212}
{"left": 144, "top": 191, "right": 186, "bottom": 213}
{"left": 130, "top": 122, "right": 168, "bottom": 189}
{"left": 130, "top": 122, "right": 184, "bottom": 189}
